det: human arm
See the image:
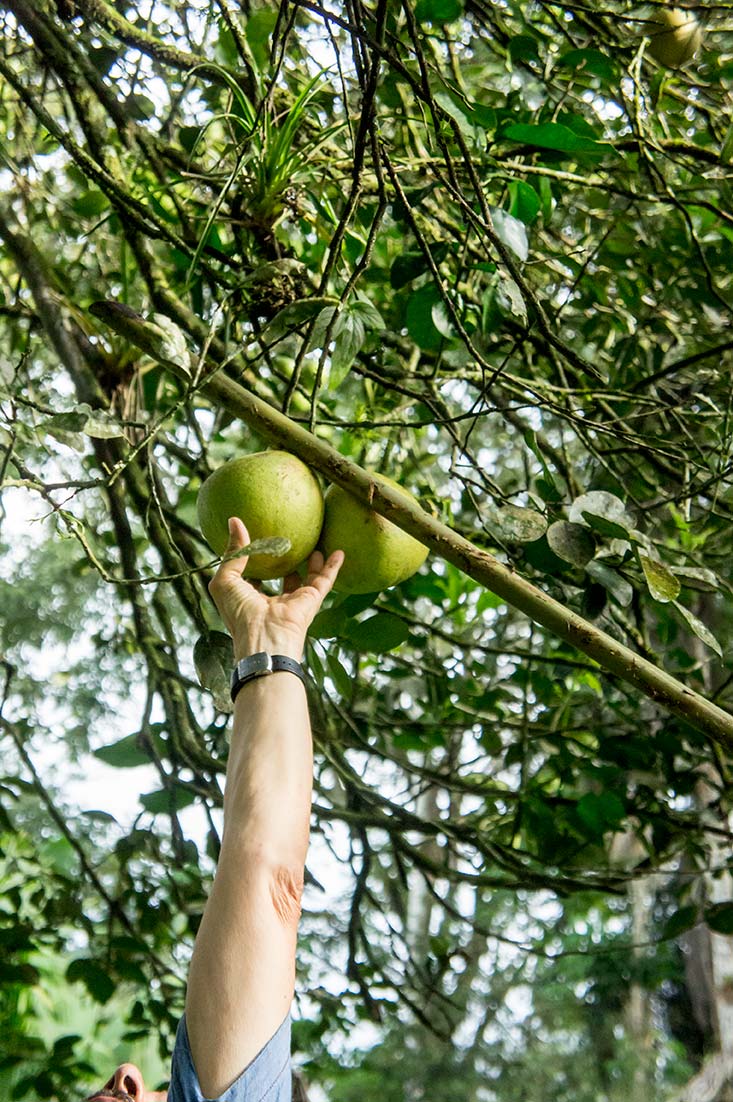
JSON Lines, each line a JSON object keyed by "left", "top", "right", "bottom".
{"left": 184, "top": 517, "right": 343, "bottom": 1098}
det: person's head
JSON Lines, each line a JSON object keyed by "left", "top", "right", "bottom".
{"left": 83, "top": 1063, "right": 167, "bottom": 1102}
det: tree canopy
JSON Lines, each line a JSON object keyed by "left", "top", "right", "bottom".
{"left": 1, "top": 1, "right": 733, "bottom": 1099}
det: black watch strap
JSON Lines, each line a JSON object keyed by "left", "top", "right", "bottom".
{"left": 230, "top": 652, "right": 307, "bottom": 703}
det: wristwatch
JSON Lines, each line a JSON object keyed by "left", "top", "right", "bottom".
{"left": 230, "top": 651, "right": 307, "bottom": 703}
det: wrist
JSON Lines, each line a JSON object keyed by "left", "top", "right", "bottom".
{"left": 232, "top": 633, "right": 305, "bottom": 663}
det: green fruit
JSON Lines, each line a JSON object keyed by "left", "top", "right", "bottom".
{"left": 197, "top": 450, "right": 324, "bottom": 579}
{"left": 647, "top": 7, "right": 701, "bottom": 68}
{"left": 319, "top": 475, "right": 429, "bottom": 594}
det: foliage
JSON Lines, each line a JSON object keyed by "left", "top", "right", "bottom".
{"left": 1, "top": 0, "right": 733, "bottom": 1098}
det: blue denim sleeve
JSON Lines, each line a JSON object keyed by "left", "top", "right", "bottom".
{"left": 168, "top": 1011, "right": 291, "bottom": 1102}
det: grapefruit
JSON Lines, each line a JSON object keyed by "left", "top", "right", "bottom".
{"left": 319, "top": 475, "right": 429, "bottom": 594}
{"left": 197, "top": 450, "right": 324, "bottom": 579}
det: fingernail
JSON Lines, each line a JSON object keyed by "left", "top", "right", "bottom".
{"left": 228, "top": 517, "right": 235, "bottom": 535}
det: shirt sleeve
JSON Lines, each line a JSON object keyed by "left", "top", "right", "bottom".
{"left": 168, "top": 1011, "right": 291, "bottom": 1102}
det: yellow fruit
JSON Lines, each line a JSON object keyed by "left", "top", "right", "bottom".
{"left": 197, "top": 450, "right": 324, "bottom": 579}
{"left": 319, "top": 475, "right": 429, "bottom": 594}
{"left": 647, "top": 7, "right": 701, "bottom": 68}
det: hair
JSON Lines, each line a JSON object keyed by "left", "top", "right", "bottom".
{"left": 292, "top": 1069, "right": 312, "bottom": 1101}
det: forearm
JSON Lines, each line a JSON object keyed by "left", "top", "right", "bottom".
{"left": 185, "top": 525, "right": 342, "bottom": 1097}
{"left": 185, "top": 668, "right": 312, "bottom": 1097}
{"left": 222, "top": 670, "right": 312, "bottom": 869}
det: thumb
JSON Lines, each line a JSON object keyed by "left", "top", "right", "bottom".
{"left": 216, "top": 516, "right": 250, "bottom": 581}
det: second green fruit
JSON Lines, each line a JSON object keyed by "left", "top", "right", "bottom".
{"left": 319, "top": 475, "right": 429, "bottom": 594}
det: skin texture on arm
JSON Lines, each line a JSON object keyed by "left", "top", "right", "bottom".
{"left": 183, "top": 518, "right": 344, "bottom": 1098}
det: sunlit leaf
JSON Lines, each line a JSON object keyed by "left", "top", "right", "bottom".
{"left": 546, "top": 521, "right": 596, "bottom": 566}
{"left": 639, "top": 554, "right": 681, "bottom": 603}
{"left": 673, "top": 601, "right": 723, "bottom": 658}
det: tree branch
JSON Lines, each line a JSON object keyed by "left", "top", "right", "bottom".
{"left": 88, "top": 298, "right": 733, "bottom": 748}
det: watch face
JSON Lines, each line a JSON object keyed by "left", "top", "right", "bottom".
{"left": 248, "top": 652, "right": 274, "bottom": 675}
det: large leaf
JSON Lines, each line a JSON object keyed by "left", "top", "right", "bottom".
{"left": 94, "top": 732, "right": 157, "bottom": 768}
{"left": 484, "top": 503, "right": 547, "bottom": 543}
{"left": 546, "top": 521, "right": 596, "bottom": 566}
{"left": 491, "top": 208, "right": 529, "bottom": 263}
{"left": 345, "top": 613, "right": 411, "bottom": 653}
{"left": 705, "top": 903, "right": 733, "bottom": 935}
{"left": 503, "top": 121, "right": 611, "bottom": 157}
{"left": 263, "top": 297, "right": 338, "bottom": 341}
{"left": 586, "top": 560, "right": 634, "bottom": 607}
{"left": 673, "top": 601, "right": 723, "bottom": 658}
{"left": 66, "top": 958, "right": 115, "bottom": 1004}
{"left": 639, "top": 554, "right": 681, "bottom": 603}
{"left": 140, "top": 785, "right": 197, "bottom": 814}
{"left": 193, "top": 630, "right": 234, "bottom": 713}
{"left": 568, "top": 491, "right": 631, "bottom": 530}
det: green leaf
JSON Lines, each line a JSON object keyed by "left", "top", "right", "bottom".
{"left": 662, "top": 904, "right": 699, "bottom": 940}
{"left": 673, "top": 601, "right": 723, "bottom": 658}
{"left": 722, "top": 120, "right": 733, "bottom": 165}
{"left": 485, "top": 504, "right": 547, "bottom": 543}
{"left": 433, "top": 91, "right": 481, "bottom": 141}
{"left": 639, "top": 554, "right": 681, "bottom": 603}
{"left": 351, "top": 298, "right": 384, "bottom": 330}
{"left": 38, "top": 403, "right": 125, "bottom": 442}
{"left": 504, "top": 121, "right": 610, "bottom": 157}
{"left": 310, "top": 605, "right": 349, "bottom": 639}
{"left": 509, "top": 34, "right": 541, "bottom": 64}
{"left": 507, "top": 180, "right": 541, "bottom": 225}
{"left": 193, "top": 630, "right": 233, "bottom": 713}
{"left": 140, "top": 786, "right": 197, "bottom": 814}
{"left": 671, "top": 566, "right": 719, "bottom": 592}
{"left": 576, "top": 791, "right": 626, "bottom": 838}
{"left": 546, "top": 521, "right": 596, "bottom": 566}
{"left": 79, "top": 407, "right": 126, "bottom": 439}
{"left": 415, "top": 0, "right": 462, "bottom": 23}
{"left": 405, "top": 284, "right": 445, "bottom": 351}
{"left": 345, "top": 613, "right": 411, "bottom": 653}
{"left": 245, "top": 9, "right": 278, "bottom": 68}
{"left": 556, "top": 48, "right": 619, "bottom": 83}
{"left": 586, "top": 561, "right": 634, "bottom": 607}
{"left": 94, "top": 733, "right": 154, "bottom": 768}
{"left": 0, "top": 961, "right": 41, "bottom": 985}
{"left": 391, "top": 252, "right": 429, "bottom": 290}
{"left": 491, "top": 208, "right": 529, "bottom": 262}
{"left": 42, "top": 837, "right": 77, "bottom": 876}
{"left": 493, "top": 271, "right": 528, "bottom": 325}
{"left": 179, "top": 125, "right": 204, "bottom": 154}
{"left": 581, "top": 512, "right": 632, "bottom": 540}
{"left": 523, "top": 429, "right": 563, "bottom": 498}
{"left": 66, "top": 959, "right": 115, "bottom": 1004}
{"left": 326, "top": 651, "right": 352, "bottom": 698}
{"left": 568, "top": 491, "right": 630, "bottom": 529}
{"left": 263, "top": 297, "right": 338, "bottom": 341}
{"left": 705, "top": 903, "right": 733, "bottom": 935}
{"left": 243, "top": 536, "right": 292, "bottom": 559}
{"left": 329, "top": 312, "right": 365, "bottom": 389}
{"left": 522, "top": 535, "right": 571, "bottom": 575}
{"left": 71, "top": 190, "right": 109, "bottom": 217}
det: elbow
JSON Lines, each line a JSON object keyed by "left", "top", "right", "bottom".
{"left": 269, "top": 865, "right": 304, "bottom": 925}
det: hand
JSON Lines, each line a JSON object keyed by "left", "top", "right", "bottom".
{"left": 208, "top": 517, "right": 344, "bottom": 661}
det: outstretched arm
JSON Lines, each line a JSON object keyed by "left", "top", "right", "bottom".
{"left": 184, "top": 518, "right": 343, "bottom": 1099}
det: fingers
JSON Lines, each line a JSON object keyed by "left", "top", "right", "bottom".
{"left": 306, "top": 549, "right": 344, "bottom": 599}
{"left": 281, "top": 549, "right": 342, "bottom": 597}
{"left": 209, "top": 517, "right": 250, "bottom": 594}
